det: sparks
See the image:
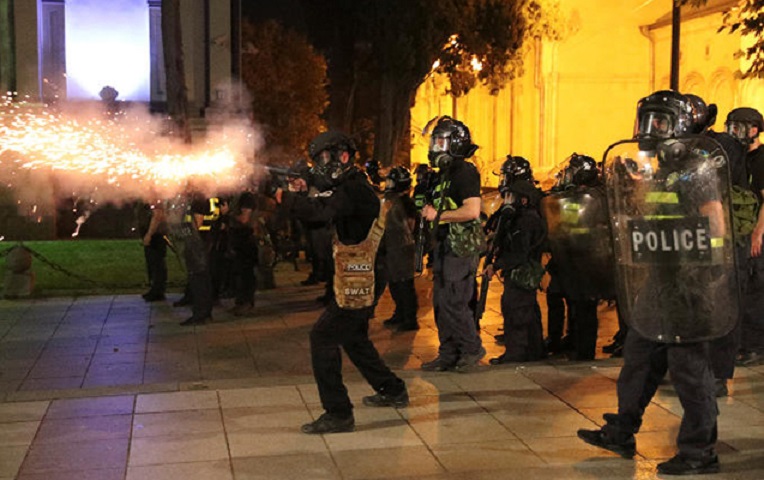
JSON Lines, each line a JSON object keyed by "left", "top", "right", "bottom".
{"left": 0, "top": 97, "right": 258, "bottom": 205}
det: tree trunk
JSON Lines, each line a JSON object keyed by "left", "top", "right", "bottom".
{"left": 161, "top": 0, "right": 191, "bottom": 143}
{"left": 374, "top": 72, "right": 414, "bottom": 167}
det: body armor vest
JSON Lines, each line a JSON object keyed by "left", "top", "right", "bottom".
{"left": 333, "top": 202, "right": 390, "bottom": 309}
{"left": 183, "top": 197, "right": 220, "bottom": 232}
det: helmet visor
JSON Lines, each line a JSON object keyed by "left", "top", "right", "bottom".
{"left": 429, "top": 134, "right": 451, "bottom": 154}
{"left": 498, "top": 172, "right": 510, "bottom": 193}
{"left": 725, "top": 121, "right": 750, "bottom": 142}
{"left": 639, "top": 112, "right": 674, "bottom": 138}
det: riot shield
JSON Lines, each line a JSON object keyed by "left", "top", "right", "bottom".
{"left": 603, "top": 135, "right": 739, "bottom": 343}
{"left": 541, "top": 185, "right": 614, "bottom": 300}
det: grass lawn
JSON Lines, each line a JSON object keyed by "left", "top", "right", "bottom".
{"left": 0, "top": 239, "right": 186, "bottom": 297}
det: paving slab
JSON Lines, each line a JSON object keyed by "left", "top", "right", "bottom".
{"left": 0, "top": 262, "right": 761, "bottom": 479}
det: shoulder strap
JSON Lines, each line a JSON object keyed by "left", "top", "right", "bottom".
{"left": 366, "top": 199, "right": 391, "bottom": 244}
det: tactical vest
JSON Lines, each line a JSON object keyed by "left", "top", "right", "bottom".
{"left": 183, "top": 197, "right": 220, "bottom": 232}
{"left": 333, "top": 202, "right": 390, "bottom": 309}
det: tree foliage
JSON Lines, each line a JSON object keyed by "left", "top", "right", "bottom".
{"left": 241, "top": 20, "right": 328, "bottom": 164}
{"left": 681, "top": 0, "right": 764, "bottom": 78}
{"left": 434, "top": 0, "right": 567, "bottom": 96}
{"left": 350, "top": 0, "right": 565, "bottom": 165}
{"left": 359, "top": 0, "right": 564, "bottom": 99}
{"left": 720, "top": 0, "right": 764, "bottom": 78}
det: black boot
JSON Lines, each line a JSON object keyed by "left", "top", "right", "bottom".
{"left": 657, "top": 454, "right": 719, "bottom": 475}
{"left": 577, "top": 428, "right": 636, "bottom": 458}
{"left": 301, "top": 413, "right": 354, "bottom": 434}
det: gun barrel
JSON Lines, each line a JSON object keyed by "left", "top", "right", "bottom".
{"left": 264, "top": 165, "right": 293, "bottom": 177}
{"left": 474, "top": 273, "right": 490, "bottom": 323}
{"left": 414, "top": 216, "right": 426, "bottom": 273}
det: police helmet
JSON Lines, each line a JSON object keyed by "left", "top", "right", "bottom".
{"left": 507, "top": 179, "right": 542, "bottom": 208}
{"left": 426, "top": 116, "right": 478, "bottom": 168}
{"left": 499, "top": 155, "right": 533, "bottom": 194}
{"left": 414, "top": 163, "right": 431, "bottom": 180}
{"left": 307, "top": 131, "right": 357, "bottom": 187}
{"left": 562, "top": 153, "right": 598, "bottom": 187}
{"left": 636, "top": 90, "right": 693, "bottom": 139}
{"left": 385, "top": 166, "right": 412, "bottom": 193}
{"left": 685, "top": 93, "right": 717, "bottom": 133}
{"left": 725, "top": 107, "right": 764, "bottom": 145}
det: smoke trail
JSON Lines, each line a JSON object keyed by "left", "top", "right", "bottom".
{"left": 0, "top": 97, "right": 264, "bottom": 221}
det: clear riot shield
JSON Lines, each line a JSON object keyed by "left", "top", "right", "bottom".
{"left": 603, "top": 135, "right": 739, "bottom": 343}
{"left": 541, "top": 186, "right": 614, "bottom": 300}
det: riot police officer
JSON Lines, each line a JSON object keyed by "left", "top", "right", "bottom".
{"left": 176, "top": 186, "right": 216, "bottom": 326}
{"left": 542, "top": 153, "right": 613, "bottom": 360}
{"left": 380, "top": 166, "right": 419, "bottom": 332}
{"left": 486, "top": 156, "right": 535, "bottom": 235}
{"left": 482, "top": 155, "right": 539, "bottom": 345}
{"left": 578, "top": 90, "right": 738, "bottom": 475}
{"left": 138, "top": 200, "right": 168, "bottom": 302}
{"left": 688, "top": 95, "right": 748, "bottom": 396}
{"left": 412, "top": 163, "right": 436, "bottom": 271}
{"left": 726, "top": 107, "right": 764, "bottom": 367}
{"left": 277, "top": 131, "right": 408, "bottom": 435}
{"left": 420, "top": 116, "right": 485, "bottom": 372}
{"left": 228, "top": 188, "right": 259, "bottom": 316}
{"left": 483, "top": 179, "right": 547, "bottom": 363}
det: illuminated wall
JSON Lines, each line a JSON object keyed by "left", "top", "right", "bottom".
{"left": 648, "top": 2, "right": 764, "bottom": 124}
{"left": 65, "top": 0, "right": 151, "bottom": 101}
{"left": 411, "top": 0, "right": 764, "bottom": 187}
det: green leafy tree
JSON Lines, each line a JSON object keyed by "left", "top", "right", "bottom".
{"left": 299, "top": 0, "right": 564, "bottom": 166}
{"left": 241, "top": 20, "right": 328, "bottom": 164}
{"left": 681, "top": 0, "right": 764, "bottom": 78}
{"left": 719, "top": 0, "right": 764, "bottom": 78}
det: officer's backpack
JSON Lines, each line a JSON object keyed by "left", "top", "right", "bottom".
{"left": 730, "top": 184, "right": 760, "bottom": 243}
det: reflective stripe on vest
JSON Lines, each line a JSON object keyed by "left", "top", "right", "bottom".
{"left": 645, "top": 190, "right": 723, "bottom": 248}
{"left": 560, "top": 201, "right": 581, "bottom": 225}
{"left": 184, "top": 197, "right": 221, "bottom": 232}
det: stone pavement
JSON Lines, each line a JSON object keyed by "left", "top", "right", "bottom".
{"left": 0, "top": 263, "right": 762, "bottom": 479}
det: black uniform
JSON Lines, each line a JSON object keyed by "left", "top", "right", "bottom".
{"left": 706, "top": 131, "right": 747, "bottom": 383}
{"left": 544, "top": 260, "right": 571, "bottom": 353}
{"left": 581, "top": 143, "right": 723, "bottom": 466}
{"left": 138, "top": 202, "right": 167, "bottom": 301}
{"left": 229, "top": 190, "right": 259, "bottom": 311}
{"left": 209, "top": 198, "right": 233, "bottom": 302}
{"left": 430, "top": 159, "right": 484, "bottom": 367}
{"left": 181, "top": 193, "right": 214, "bottom": 324}
{"left": 283, "top": 168, "right": 406, "bottom": 417}
{"left": 741, "top": 145, "right": 764, "bottom": 359}
{"left": 380, "top": 192, "right": 419, "bottom": 330}
{"left": 553, "top": 183, "right": 612, "bottom": 360}
{"left": 491, "top": 201, "right": 546, "bottom": 362}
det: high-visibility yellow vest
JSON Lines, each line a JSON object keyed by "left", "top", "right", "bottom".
{"left": 183, "top": 197, "right": 220, "bottom": 232}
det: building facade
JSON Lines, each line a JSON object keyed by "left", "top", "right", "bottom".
{"left": 0, "top": 0, "right": 236, "bottom": 116}
{"left": 411, "top": 0, "right": 764, "bottom": 186}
